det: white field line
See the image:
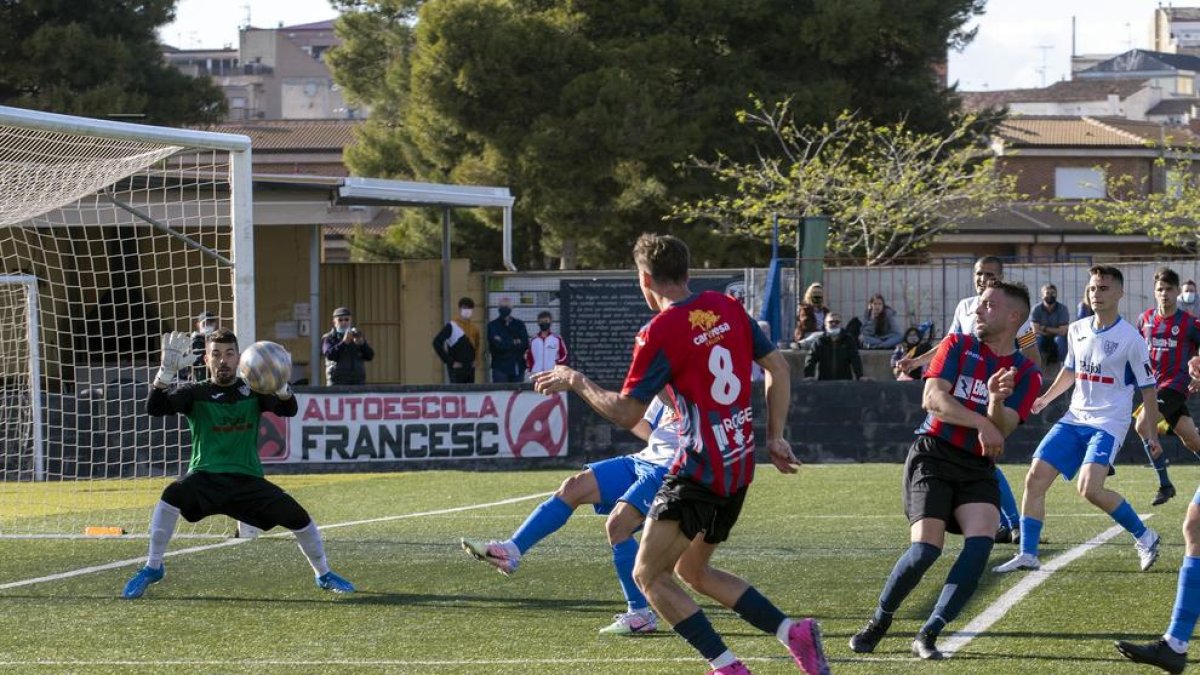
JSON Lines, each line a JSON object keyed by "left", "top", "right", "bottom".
{"left": 0, "top": 656, "right": 918, "bottom": 667}
{"left": 0, "top": 492, "right": 551, "bottom": 592}
{"left": 941, "top": 517, "right": 1154, "bottom": 658}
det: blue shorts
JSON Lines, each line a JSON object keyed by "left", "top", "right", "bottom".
{"left": 585, "top": 456, "right": 669, "bottom": 516}
{"left": 1033, "top": 422, "right": 1118, "bottom": 481}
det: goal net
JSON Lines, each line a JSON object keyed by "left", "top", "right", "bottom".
{"left": 0, "top": 107, "right": 254, "bottom": 538}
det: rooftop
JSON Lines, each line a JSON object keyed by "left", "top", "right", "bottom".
{"left": 205, "top": 119, "right": 360, "bottom": 152}
{"left": 994, "top": 116, "right": 1198, "bottom": 148}
{"left": 959, "top": 79, "right": 1149, "bottom": 112}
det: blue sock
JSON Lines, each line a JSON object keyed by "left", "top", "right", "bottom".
{"left": 611, "top": 538, "right": 647, "bottom": 611}
{"left": 1143, "top": 441, "right": 1172, "bottom": 486}
{"left": 1168, "top": 556, "right": 1200, "bottom": 645}
{"left": 510, "top": 495, "right": 574, "bottom": 554}
{"left": 674, "top": 610, "right": 728, "bottom": 661}
{"left": 732, "top": 586, "right": 787, "bottom": 635}
{"left": 995, "top": 467, "right": 1020, "bottom": 529}
{"left": 1109, "top": 500, "right": 1148, "bottom": 539}
{"left": 875, "top": 542, "right": 941, "bottom": 622}
{"left": 921, "top": 536, "right": 994, "bottom": 637}
{"left": 1019, "top": 516, "right": 1043, "bottom": 557}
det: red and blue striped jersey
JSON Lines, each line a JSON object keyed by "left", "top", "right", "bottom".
{"left": 622, "top": 291, "right": 774, "bottom": 497}
{"left": 918, "top": 333, "right": 1041, "bottom": 457}
{"left": 1137, "top": 308, "right": 1200, "bottom": 393}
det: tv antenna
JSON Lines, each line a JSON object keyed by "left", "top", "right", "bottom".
{"left": 1035, "top": 44, "right": 1055, "bottom": 86}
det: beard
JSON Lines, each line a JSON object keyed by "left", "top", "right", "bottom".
{"left": 212, "top": 367, "right": 236, "bottom": 386}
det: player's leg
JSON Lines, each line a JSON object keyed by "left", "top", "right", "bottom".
{"left": 1145, "top": 392, "right": 1178, "bottom": 505}
{"left": 996, "top": 424, "right": 1078, "bottom": 572}
{"left": 1076, "top": 431, "right": 1161, "bottom": 571}
{"left": 851, "top": 445, "right": 946, "bottom": 653}
{"left": 1115, "top": 495, "right": 1200, "bottom": 673}
{"left": 123, "top": 475, "right": 208, "bottom": 599}
{"left": 994, "top": 465, "right": 1021, "bottom": 542}
{"left": 600, "top": 463, "right": 664, "bottom": 635}
{"left": 462, "top": 466, "right": 602, "bottom": 574}
{"left": 916, "top": 499, "right": 999, "bottom": 660}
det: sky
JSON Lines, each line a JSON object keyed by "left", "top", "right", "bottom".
{"left": 162, "top": 0, "right": 1173, "bottom": 92}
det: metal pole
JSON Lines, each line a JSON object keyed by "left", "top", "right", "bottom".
{"left": 442, "top": 206, "right": 452, "bottom": 336}
{"left": 310, "top": 224, "right": 321, "bottom": 386}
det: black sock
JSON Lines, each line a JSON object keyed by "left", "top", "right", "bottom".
{"left": 732, "top": 586, "right": 787, "bottom": 634}
{"left": 921, "top": 535, "right": 994, "bottom": 636}
{"left": 673, "top": 610, "right": 728, "bottom": 661}
{"left": 874, "top": 541, "right": 941, "bottom": 623}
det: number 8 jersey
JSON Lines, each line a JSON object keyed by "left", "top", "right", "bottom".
{"left": 622, "top": 291, "right": 775, "bottom": 496}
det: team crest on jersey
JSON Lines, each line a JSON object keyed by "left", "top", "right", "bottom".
{"left": 689, "top": 309, "right": 721, "bottom": 332}
{"left": 1103, "top": 340, "right": 1119, "bottom": 357}
{"left": 1172, "top": 325, "right": 1181, "bottom": 336}
{"left": 239, "top": 384, "right": 251, "bottom": 397}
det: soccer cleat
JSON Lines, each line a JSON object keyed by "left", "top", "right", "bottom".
{"left": 315, "top": 570, "right": 355, "bottom": 593}
{"left": 707, "top": 661, "right": 752, "bottom": 675}
{"left": 992, "top": 553, "right": 1041, "bottom": 573}
{"left": 599, "top": 610, "right": 658, "bottom": 635}
{"left": 994, "top": 525, "right": 1015, "bottom": 544}
{"left": 122, "top": 565, "right": 164, "bottom": 599}
{"left": 849, "top": 617, "right": 891, "bottom": 654}
{"left": 1137, "top": 529, "right": 1162, "bottom": 572}
{"left": 461, "top": 538, "right": 520, "bottom": 576}
{"left": 786, "top": 618, "right": 831, "bottom": 675}
{"left": 911, "top": 632, "right": 944, "bottom": 660}
{"left": 1154, "top": 484, "right": 1178, "bottom": 507}
{"left": 1115, "top": 639, "right": 1187, "bottom": 674}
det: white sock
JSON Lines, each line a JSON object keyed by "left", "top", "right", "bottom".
{"left": 293, "top": 520, "right": 330, "bottom": 576}
{"left": 1165, "top": 635, "right": 1190, "bottom": 654}
{"left": 1138, "top": 529, "right": 1159, "bottom": 547}
{"left": 776, "top": 617, "right": 795, "bottom": 645}
{"left": 146, "top": 501, "right": 180, "bottom": 569}
{"left": 708, "top": 650, "right": 738, "bottom": 669}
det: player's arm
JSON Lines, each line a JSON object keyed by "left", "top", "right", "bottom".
{"left": 922, "top": 377, "right": 1005, "bottom": 457}
{"left": 630, "top": 418, "right": 652, "bottom": 442}
{"left": 1135, "top": 386, "right": 1162, "bottom": 456}
{"left": 534, "top": 366, "right": 648, "bottom": 429}
{"left": 898, "top": 335, "right": 945, "bottom": 372}
{"left": 984, "top": 367, "right": 1022, "bottom": 437}
{"left": 146, "top": 332, "right": 196, "bottom": 416}
{"left": 759, "top": 348, "right": 800, "bottom": 473}
{"left": 259, "top": 386, "right": 299, "bottom": 417}
{"left": 1030, "top": 366, "right": 1074, "bottom": 414}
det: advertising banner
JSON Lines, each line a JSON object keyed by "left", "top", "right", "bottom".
{"left": 257, "top": 390, "right": 568, "bottom": 463}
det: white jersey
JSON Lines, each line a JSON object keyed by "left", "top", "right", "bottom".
{"left": 949, "top": 295, "right": 1036, "bottom": 350}
{"left": 1060, "top": 316, "right": 1155, "bottom": 441}
{"left": 632, "top": 395, "right": 680, "bottom": 466}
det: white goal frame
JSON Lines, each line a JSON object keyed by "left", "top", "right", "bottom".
{"left": 0, "top": 274, "right": 41, "bottom": 479}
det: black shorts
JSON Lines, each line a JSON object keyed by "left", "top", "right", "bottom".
{"left": 1158, "top": 388, "right": 1192, "bottom": 432}
{"left": 903, "top": 436, "right": 999, "bottom": 535}
{"left": 647, "top": 475, "right": 747, "bottom": 545}
{"left": 161, "top": 471, "right": 310, "bottom": 532}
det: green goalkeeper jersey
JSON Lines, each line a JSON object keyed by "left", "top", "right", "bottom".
{"left": 146, "top": 379, "right": 298, "bottom": 476}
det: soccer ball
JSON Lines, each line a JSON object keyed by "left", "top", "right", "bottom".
{"left": 237, "top": 341, "right": 291, "bottom": 394}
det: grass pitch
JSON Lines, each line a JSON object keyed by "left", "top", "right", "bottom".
{"left": 0, "top": 464, "right": 1193, "bottom": 674}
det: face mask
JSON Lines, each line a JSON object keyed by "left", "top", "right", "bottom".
{"left": 906, "top": 336, "right": 919, "bottom": 345}
{"left": 1183, "top": 291, "right": 1196, "bottom": 304}
{"left": 459, "top": 308, "right": 473, "bottom": 319}
{"left": 827, "top": 327, "right": 841, "bottom": 336}
{"left": 200, "top": 323, "right": 215, "bottom": 336}
{"left": 538, "top": 321, "right": 551, "bottom": 331}
{"left": 811, "top": 296, "right": 823, "bottom": 305}
{"left": 498, "top": 307, "right": 512, "bottom": 318}
{"left": 1044, "top": 295, "right": 1056, "bottom": 304}
{"left": 335, "top": 326, "right": 347, "bottom": 335}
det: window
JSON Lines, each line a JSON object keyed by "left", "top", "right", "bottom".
{"left": 1055, "top": 167, "right": 1106, "bottom": 199}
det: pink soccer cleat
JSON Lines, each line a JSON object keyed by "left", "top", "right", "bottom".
{"left": 786, "top": 618, "right": 831, "bottom": 675}
{"left": 707, "top": 661, "right": 752, "bottom": 675}
{"left": 461, "top": 538, "right": 520, "bottom": 576}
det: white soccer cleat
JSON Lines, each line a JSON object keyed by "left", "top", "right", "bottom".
{"left": 599, "top": 609, "right": 658, "bottom": 635}
{"left": 461, "top": 538, "right": 520, "bottom": 576}
{"left": 1136, "top": 528, "right": 1161, "bottom": 572}
{"left": 992, "top": 553, "right": 1041, "bottom": 573}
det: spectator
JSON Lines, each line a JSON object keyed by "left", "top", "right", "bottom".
{"left": 525, "top": 310, "right": 569, "bottom": 377}
{"left": 433, "top": 297, "right": 481, "bottom": 383}
{"left": 1181, "top": 279, "right": 1199, "bottom": 317}
{"left": 321, "top": 306, "right": 374, "bottom": 385}
{"left": 488, "top": 297, "right": 530, "bottom": 383}
{"left": 1077, "top": 282, "right": 1094, "bottom": 320}
{"left": 803, "top": 312, "right": 863, "bottom": 380}
{"left": 891, "top": 326, "right": 933, "bottom": 380}
{"left": 859, "top": 293, "right": 902, "bottom": 349}
{"left": 187, "top": 310, "right": 218, "bottom": 382}
{"left": 793, "top": 282, "right": 830, "bottom": 345}
{"left": 1030, "top": 283, "right": 1070, "bottom": 367}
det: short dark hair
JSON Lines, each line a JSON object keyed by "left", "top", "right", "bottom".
{"left": 977, "top": 255, "right": 1004, "bottom": 272}
{"left": 633, "top": 233, "right": 689, "bottom": 284}
{"left": 1155, "top": 266, "right": 1181, "bottom": 288}
{"left": 458, "top": 297, "right": 475, "bottom": 309}
{"left": 537, "top": 310, "right": 552, "bottom": 320}
{"left": 204, "top": 327, "right": 238, "bottom": 348}
{"left": 1041, "top": 283, "right": 1057, "bottom": 293}
{"left": 987, "top": 280, "right": 1030, "bottom": 317}
{"left": 1089, "top": 265, "right": 1124, "bottom": 286}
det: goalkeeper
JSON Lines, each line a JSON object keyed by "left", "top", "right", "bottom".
{"left": 122, "top": 328, "right": 355, "bottom": 599}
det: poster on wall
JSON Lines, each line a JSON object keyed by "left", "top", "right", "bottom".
{"left": 257, "top": 390, "right": 568, "bottom": 463}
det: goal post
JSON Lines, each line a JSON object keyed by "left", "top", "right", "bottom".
{"left": 0, "top": 106, "right": 255, "bottom": 537}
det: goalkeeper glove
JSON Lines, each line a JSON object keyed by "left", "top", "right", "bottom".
{"left": 154, "top": 331, "right": 193, "bottom": 388}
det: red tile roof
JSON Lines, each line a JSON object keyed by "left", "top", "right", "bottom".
{"left": 994, "top": 116, "right": 1197, "bottom": 147}
{"left": 206, "top": 119, "right": 360, "bottom": 152}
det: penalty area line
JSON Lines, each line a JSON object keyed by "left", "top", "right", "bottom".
{"left": 0, "top": 492, "right": 552, "bottom": 592}
{"left": 940, "top": 516, "right": 1153, "bottom": 658}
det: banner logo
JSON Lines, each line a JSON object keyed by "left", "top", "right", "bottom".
{"left": 505, "top": 391, "right": 568, "bottom": 457}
